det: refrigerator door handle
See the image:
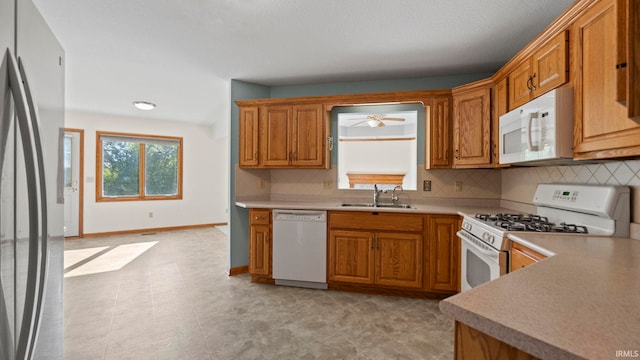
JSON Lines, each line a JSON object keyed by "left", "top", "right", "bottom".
{"left": 5, "top": 47, "right": 42, "bottom": 360}
{"left": 18, "top": 57, "right": 49, "bottom": 360}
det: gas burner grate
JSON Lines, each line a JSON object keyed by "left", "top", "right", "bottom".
{"left": 475, "top": 213, "right": 589, "bottom": 234}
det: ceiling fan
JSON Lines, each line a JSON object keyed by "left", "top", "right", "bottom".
{"left": 349, "top": 114, "right": 405, "bottom": 128}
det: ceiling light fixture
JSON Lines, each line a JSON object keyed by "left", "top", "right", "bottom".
{"left": 133, "top": 101, "right": 156, "bottom": 110}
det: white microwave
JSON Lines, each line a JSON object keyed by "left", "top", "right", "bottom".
{"left": 499, "top": 88, "right": 574, "bottom": 165}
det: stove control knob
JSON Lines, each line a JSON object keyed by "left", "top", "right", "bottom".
{"left": 463, "top": 222, "right": 472, "bottom": 231}
{"left": 482, "top": 233, "right": 496, "bottom": 244}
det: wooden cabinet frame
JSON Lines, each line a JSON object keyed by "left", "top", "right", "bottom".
{"left": 452, "top": 80, "right": 493, "bottom": 168}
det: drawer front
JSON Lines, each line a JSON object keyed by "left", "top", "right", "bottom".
{"left": 329, "top": 211, "right": 423, "bottom": 232}
{"left": 250, "top": 209, "right": 271, "bottom": 225}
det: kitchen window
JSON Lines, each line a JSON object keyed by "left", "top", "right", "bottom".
{"left": 96, "top": 132, "right": 183, "bottom": 202}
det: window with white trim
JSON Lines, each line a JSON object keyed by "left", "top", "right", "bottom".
{"left": 96, "top": 132, "right": 183, "bottom": 201}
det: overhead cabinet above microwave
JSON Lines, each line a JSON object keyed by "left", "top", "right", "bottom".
{"left": 508, "top": 31, "right": 569, "bottom": 111}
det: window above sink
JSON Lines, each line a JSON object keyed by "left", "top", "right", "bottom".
{"left": 334, "top": 104, "right": 421, "bottom": 190}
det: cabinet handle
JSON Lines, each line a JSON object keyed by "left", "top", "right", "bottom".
{"left": 526, "top": 77, "right": 533, "bottom": 91}
{"left": 530, "top": 73, "right": 537, "bottom": 90}
{"left": 455, "top": 149, "right": 459, "bottom": 160}
{"left": 616, "top": 63, "right": 628, "bottom": 69}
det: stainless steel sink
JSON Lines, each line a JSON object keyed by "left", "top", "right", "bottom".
{"left": 340, "top": 203, "right": 414, "bottom": 209}
{"left": 340, "top": 203, "right": 374, "bottom": 207}
{"left": 375, "top": 203, "right": 414, "bottom": 209}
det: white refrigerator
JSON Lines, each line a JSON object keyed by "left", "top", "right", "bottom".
{"left": 0, "top": 0, "right": 65, "bottom": 358}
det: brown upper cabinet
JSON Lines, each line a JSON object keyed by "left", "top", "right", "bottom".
{"left": 492, "top": 77, "right": 509, "bottom": 168}
{"left": 426, "top": 96, "right": 453, "bottom": 169}
{"left": 260, "top": 104, "right": 326, "bottom": 167}
{"left": 452, "top": 79, "right": 493, "bottom": 168}
{"left": 239, "top": 103, "right": 328, "bottom": 168}
{"left": 508, "top": 31, "right": 569, "bottom": 110}
{"left": 239, "top": 106, "right": 259, "bottom": 167}
{"left": 573, "top": 0, "right": 640, "bottom": 159}
{"left": 616, "top": 0, "right": 640, "bottom": 120}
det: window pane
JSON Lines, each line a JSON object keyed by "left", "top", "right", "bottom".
{"left": 145, "top": 143, "right": 178, "bottom": 196}
{"left": 102, "top": 140, "right": 139, "bottom": 196}
{"left": 63, "top": 135, "right": 72, "bottom": 187}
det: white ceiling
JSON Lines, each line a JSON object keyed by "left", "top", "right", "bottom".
{"left": 32, "top": 0, "right": 575, "bottom": 126}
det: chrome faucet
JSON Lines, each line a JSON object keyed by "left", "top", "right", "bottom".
{"left": 391, "top": 185, "right": 403, "bottom": 204}
{"left": 373, "top": 184, "right": 385, "bottom": 207}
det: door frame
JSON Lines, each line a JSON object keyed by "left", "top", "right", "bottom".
{"left": 64, "top": 128, "right": 84, "bottom": 238}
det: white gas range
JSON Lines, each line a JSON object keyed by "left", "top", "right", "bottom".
{"left": 458, "top": 183, "right": 630, "bottom": 292}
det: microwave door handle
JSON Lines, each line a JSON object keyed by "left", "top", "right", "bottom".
{"left": 527, "top": 112, "right": 539, "bottom": 152}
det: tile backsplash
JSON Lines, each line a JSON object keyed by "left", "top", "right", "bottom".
{"left": 502, "top": 160, "right": 640, "bottom": 222}
{"left": 265, "top": 167, "right": 502, "bottom": 200}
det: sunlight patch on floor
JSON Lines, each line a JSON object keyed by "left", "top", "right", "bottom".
{"left": 64, "top": 241, "right": 158, "bottom": 278}
{"left": 64, "top": 246, "right": 110, "bottom": 269}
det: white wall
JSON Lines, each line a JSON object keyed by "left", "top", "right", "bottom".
{"left": 66, "top": 111, "right": 228, "bottom": 234}
{"left": 338, "top": 140, "right": 416, "bottom": 189}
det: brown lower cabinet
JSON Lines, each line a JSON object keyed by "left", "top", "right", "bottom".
{"left": 327, "top": 211, "right": 460, "bottom": 296}
{"left": 510, "top": 242, "right": 547, "bottom": 272}
{"left": 455, "top": 322, "right": 538, "bottom": 360}
{"left": 248, "top": 209, "right": 273, "bottom": 283}
{"left": 247, "top": 209, "right": 461, "bottom": 297}
{"left": 427, "top": 215, "right": 460, "bottom": 292}
{"left": 328, "top": 229, "right": 423, "bottom": 289}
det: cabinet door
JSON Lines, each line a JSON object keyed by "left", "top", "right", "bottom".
{"left": 508, "top": 59, "right": 533, "bottom": 110}
{"left": 249, "top": 223, "right": 271, "bottom": 276}
{"left": 291, "top": 104, "right": 324, "bottom": 167}
{"left": 427, "top": 216, "right": 459, "bottom": 292}
{"left": 375, "top": 232, "right": 423, "bottom": 288}
{"left": 260, "top": 105, "right": 291, "bottom": 166}
{"left": 574, "top": 0, "right": 640, "bottom": 159}
{"left": 532, "top": 30, "right": 568, "bottom": 97}
{"left": 427, "top": 97, "right": 452, "bottom": 168}
{"left": 239, "top": 106, "right": 259, "bottom": 167}
{"left": 453, "top": 87, "right": 492, "bottom": 167}
{"left": 621, "top": 0, "right": 640, "bottom": 119}
{"left": 492, "top": 78, "right": 509, "bottom": 168}
{"left": 328, "top": 230, "right": 375, "bottom": 284}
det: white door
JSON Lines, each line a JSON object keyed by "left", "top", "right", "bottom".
{"left": 64, "top": 131, "right": 81, "bottom": 237}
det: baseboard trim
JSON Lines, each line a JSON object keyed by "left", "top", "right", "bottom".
{"left": 228, "top": 266, "right": 249, "bottom": 276}
{"left": 82, "top": 223, "right": 227, "bottom": 238}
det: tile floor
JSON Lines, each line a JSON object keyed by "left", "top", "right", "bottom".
{"left": 64, "top": 227, "right": 454, "bottom": 359}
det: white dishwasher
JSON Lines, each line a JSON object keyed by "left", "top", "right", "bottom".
{"left": 272, "top": 209, "right": 327, "bottom": 289}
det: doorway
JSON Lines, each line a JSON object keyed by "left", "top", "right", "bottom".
{"left": 64, "top": 128, "right": 83, "bottom": 238}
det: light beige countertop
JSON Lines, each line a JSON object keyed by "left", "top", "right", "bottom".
{"left": 235, "top": 197, "right": 519, "bottom": 216}
{"left": 440, "top": 233, "right": 640, "bottom": 359}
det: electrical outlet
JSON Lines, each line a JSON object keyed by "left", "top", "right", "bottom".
{"left": 323, "top": 180, "right": 331, "bottom": 189}
{"left": 148, "top": 211, "right": 154, "bottom": 218}
{"left": 423, "top": 180, "right": 432, "bottom": 192}
{"left": 259, "top": 179, "right": 265, "bottom": 189}
{"left": 454, "top": 181, "right": 463, "bottom": 192}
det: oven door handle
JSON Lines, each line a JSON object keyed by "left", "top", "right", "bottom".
{"left": 457, "top": 231, "right": 499, "bottom": 258}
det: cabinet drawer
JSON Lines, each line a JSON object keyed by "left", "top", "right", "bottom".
{"left": 329, "top": 211, "right": 423, "bottom": 232}
{"left": 510, "top": 242, "right": 546, "bottom": 272}
{"left": 250, "top": 209, "right": 271, "bottom": 225}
